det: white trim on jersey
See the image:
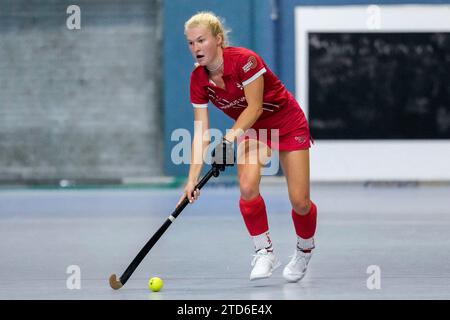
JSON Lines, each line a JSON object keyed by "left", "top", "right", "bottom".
{"left": 242, "top": 68, "right": 267, "bottom": 87}
{"left": 263, "top": 102, "right": 280, "bottom": 108}
{"left": 192, "top": 103, "right": 208, "bottom": 108}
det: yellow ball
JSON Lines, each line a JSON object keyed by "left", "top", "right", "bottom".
{"left": 148, "top": 277, "right": 164, "bottom": 292}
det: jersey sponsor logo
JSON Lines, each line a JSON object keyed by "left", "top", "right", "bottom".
{"left": 236, "top": 82, "right": 244, "bottom": 90}
{"left": 208, "top": 88, "right": 247, "bottom": 110}
{"left": 242, "top": 56, "right": 257, "bottom": 73}
{"left": 220, "top": 96, "right": 247, "bottom": 110}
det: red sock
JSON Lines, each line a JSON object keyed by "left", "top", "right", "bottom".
{"left": 292, "top": 201, "right": 317, "bottom": 239}
{"left": 239, "top": 194, "right": 269, "bottom": 236}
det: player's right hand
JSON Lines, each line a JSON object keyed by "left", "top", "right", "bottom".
{"left": 176, "top": 180, "right": 200, "bottom": 208}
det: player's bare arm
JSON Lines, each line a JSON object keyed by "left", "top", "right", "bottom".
{"left": 177, "top": 107, "right": 211, "bottom": 206}
{"left": 224, "top": 75, "right": 264, "bottom": 143}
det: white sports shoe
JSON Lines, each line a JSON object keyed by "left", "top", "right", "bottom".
{"left": 283, "top": 250, "right": 312, "bottom": 282}
{"left": 250, "top": 248, "right": 281, "bottom": 281}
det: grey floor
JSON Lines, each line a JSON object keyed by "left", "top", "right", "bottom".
{"left": 1, "top": 181, "right": 450, "bottom": 300}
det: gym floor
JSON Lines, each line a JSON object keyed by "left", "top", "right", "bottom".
{"left": 1, "top": 181, "right": 449, "bottom": 300}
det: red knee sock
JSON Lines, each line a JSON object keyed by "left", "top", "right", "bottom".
{"left": 239, "top": 194, "right": 269, "bottom": 236}
{"left": 292, "top": 201, "right": 317, "bottom": 250}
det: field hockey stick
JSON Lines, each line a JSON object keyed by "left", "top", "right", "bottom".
{"left": 109, "top": 164, "right": 221, "bottom": 290}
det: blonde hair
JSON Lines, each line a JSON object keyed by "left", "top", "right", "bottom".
{"left": 184, "top": 11, "right": 230, "bottom": 48}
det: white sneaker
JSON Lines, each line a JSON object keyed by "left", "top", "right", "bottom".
{"left": 283, "top": 250, "right": 312, "bottom": 282}
{"left": 250, "top": 249, "right": 281, "bottom": 281}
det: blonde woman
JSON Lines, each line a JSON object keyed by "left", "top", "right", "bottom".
{"left": 177, "top": 11, "right": 317, "bottom": 282}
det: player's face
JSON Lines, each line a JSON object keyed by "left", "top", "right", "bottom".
{"left": 186, "top": 25, "right": 222, "bottom": 67}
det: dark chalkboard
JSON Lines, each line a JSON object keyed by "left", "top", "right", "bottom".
{"left": 308, "top": 32, "right": 450, "bottom": 139}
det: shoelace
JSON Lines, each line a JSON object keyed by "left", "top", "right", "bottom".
{"left": 288, "top": 251, "right": 306, "bottom": 264}
{"left": 251, "top": 251, "right": 271, "bottom": 266}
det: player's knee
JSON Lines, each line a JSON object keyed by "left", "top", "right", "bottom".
{"left": 239, "top": 179, "right": 259, "bottom": 201}
{"left": 291, "top": 197, "right": 311, "bottom": 216}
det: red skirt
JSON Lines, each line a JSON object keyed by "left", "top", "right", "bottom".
{"left": 238, "top": 96, "right": 313, "bottom": 151}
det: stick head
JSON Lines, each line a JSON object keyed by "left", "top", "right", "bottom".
{"left": 109, "top": 274, "right": 123, "bottom": 290}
